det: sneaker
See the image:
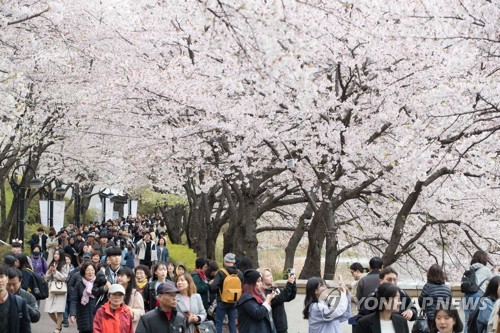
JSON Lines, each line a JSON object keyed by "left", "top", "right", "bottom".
{"left": 62, "top": 322, "right": 69, "bottom": 328}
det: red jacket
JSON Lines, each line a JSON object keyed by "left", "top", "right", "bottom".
{"left": 93, "top": 301, "right": 133, "bottom": 333}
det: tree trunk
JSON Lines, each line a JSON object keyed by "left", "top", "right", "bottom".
{"left": 323, "top": 202, "right": 339, "bottom": 280}
{"left": 284, "top": 203, "right": 312, "bottom": 272}
{"left": 0, "top": 178, "right": 6, "bottom": 226}
{"left": 299, "top": 205, "right": 327, "bottom": 279}
{"left": 159, "top": 204, "right": 185, "bottom": 244}
{"left": 237, "top": 199, "right": 259, "bottom": 267}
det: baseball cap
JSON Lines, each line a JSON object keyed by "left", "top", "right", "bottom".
{"left": 108, "top": 284, "right": 126, "bottom": 295}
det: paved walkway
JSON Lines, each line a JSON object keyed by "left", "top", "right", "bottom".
{"left": 33, "top": 300, "right": 78, "bottom": 333}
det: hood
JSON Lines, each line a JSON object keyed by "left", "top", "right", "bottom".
{"left": 471, "top": 263, "right": 485, "bottom": 269}
{"left": 223, "top": 265, "right": 239, "bottom": 275}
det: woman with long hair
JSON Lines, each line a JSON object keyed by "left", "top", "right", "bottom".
{"left": 356, "top": 283, "right": 408, "bottom": 333}
{"left": 175, "top": 273, "right": 208, "bottom": 333}
{"left": 166, "top": 261, "right": 176, "bottom": 282}
{"left": 236, "top": 269, "right": 276, "bottom": 333}
{"left": 259, "top": 267, "right": 297, "bottom": 333}
{"left": 303, "top": 277, "right": 350, "bottom": 333}
{"left": 44, "top": 248, "right": 70, "bottom": 333}
{"left": 464, "top": 250, "right": 494, "bottom": 332}
{"left": 15, "top": 253, "right": 36, "bottom": 295}
{"left": 117, "top": 267, "right": 145, "bottom": 331}
{"left": 69, "top": 262, "right": 98, "bottom": 333}
{"left": 144, "top": 262, "right": 169, "bottom": 311}
{"left": 430, "top": 305, "right": 463, "bottom": 333}
{"left": 477, "top": 276, "right": 500, "bottom": 333}
{"left": 156, "top": 237, "right": 169, "bottom": 263}
{"left": 419, "top": 264, "right": 452, "bottom": 327}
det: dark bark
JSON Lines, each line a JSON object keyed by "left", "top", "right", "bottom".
{"left": 382, "top": 167, "right": 453, "bottom": 266}
{"left": 0, "top": 177, "right": 6, "bottom": 227}
{"left": 299, "top": 206, "right": 326, "bottom": 279}
{"left": 284, "top": 203, "right": 312, "bottom": 272}
{"left": 159, "top": 204, "right": 185, "bottom": 244}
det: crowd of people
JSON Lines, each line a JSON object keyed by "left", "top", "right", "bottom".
{"left": 347, "top": 253, "right": 500, "bottom": 333}
{"left": 0, "top": 216, "right": 498, "bottom": 333}
{"left": 0, "top": 217, "right": 297, "bottom": 333}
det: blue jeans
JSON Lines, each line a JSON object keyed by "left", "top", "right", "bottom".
{"left": 463, "top": 290, "right": 483, "bottom": 333}
{"left": 216, "top": 301, "right": 237, "bottom": 333}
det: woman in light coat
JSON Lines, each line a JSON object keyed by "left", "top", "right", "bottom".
{"left": 117, "top": 267, "right": 145, "bottom": 332}
{"left": 175, "top": 273, "right": 208, "bottom": 333}
{"left": 45, "top": 248, "right": 70, "bottom": 333}
{"left": 303, "top": 277, "right": 351, "bottom": 333}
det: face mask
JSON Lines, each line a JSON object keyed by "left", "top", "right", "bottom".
{"left": 32, "top": 251, "right": 40, "bottom": 257}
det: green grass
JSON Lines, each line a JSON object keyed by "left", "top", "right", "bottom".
{"left": 168, "top": 244, "right": 198, "bottom": 272}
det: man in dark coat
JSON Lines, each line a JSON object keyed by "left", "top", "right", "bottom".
{"left": 135, "top": 282, "right": 186, "bottom": 333}
{"left": 354, "top": 267, "right": 417, "bottom": 333}
{"left": 0, "top": 265, "right": 31, "bottom": 333}
{"left": 6, "top": 268, "right": 40, "bottom": 323}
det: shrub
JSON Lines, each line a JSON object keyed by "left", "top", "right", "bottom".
{"left": 168, "top": 244, "right": 197, "bottom": 272}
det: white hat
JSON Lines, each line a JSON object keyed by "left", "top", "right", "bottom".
{"left": 108, "top": 284, "right": 126, "bottom": 294}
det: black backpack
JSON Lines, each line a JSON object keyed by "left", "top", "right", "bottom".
{"left": 460, "top": 266, "right": 488, "bottom": 294}
{"left": 29, "top": 270, "right": 49, "bottom": 300}
{"left": 467, "top": 306, "right": 481, "bottom": 333}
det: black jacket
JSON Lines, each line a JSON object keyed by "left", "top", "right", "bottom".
{"left": 264, "top": 282, "right": 297, "bottom": 333}
{"left": 210, "top": 265, "right": 243, "bottom": 303}
{"left": 358, "top": 287, "right": 417, "bottom": 321}
{"left": 144, "top": 280, "right": 176, "bottom": 311}
{"left": 6, "top": 293, "right": 31, "bottom": 333}
{"left": 91, "top": 271, "right": 109, "bottom": 313}
{"left": 135, "top": 307, "right": 186, "bottom": 333}
{"left": 16, "top": 289, "right": 40, "bottom": 323}
{"left": 356, "top": 312, "right": 409, "bottom": 333}
{"left": 418, "top": 282, "right": 452, "bottom": 320}
{"left": 236, "top": 293, "right": 276, "bottom": 333}
{"left": 69, "top": 279, "right": 98, "bottom": 332}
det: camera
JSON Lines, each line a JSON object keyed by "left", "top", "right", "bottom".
{"left": 283, "top": 268, "right": 295, "bottom": 279}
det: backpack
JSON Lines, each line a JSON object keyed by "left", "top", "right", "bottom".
{"left": 467, "top": 306, "right": 481, "bottom": 333}
{"left": 29, "top": 271, "right": 49, "bottom": 300}
{"left": 460, "top": 266, "right": 486, "bottom": 294}
{"left": 219, "top": 268, "right": 242, "bottom": 303}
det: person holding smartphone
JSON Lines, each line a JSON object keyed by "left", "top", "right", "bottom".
{"left": 303, "top": 277, "right": 351, "bottom": 333}
{"left": 175, "top": 273, "right": 210, "bottom": 333}
{"left": 260, "top": 268, "right": 297, "bottom": 333}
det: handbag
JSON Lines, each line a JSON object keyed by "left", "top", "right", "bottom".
{"left": 411, "top": 310, "right": 430, "bottom": 333}
{"left": 195, "top": 320, "right": 216, "bottom": 333}
{"left": 49, "top": 280, "right": 67, "bottom": 295}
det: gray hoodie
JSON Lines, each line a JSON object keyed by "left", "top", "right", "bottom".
{"left": 472, "top": 263, "right": 494, "bottom": 293}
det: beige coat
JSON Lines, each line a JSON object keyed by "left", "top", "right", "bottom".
{"left": 488, "top": 299, "right": 500, "bottom": 333}
{"left": 45, "top": 236, "right": 58, "bottom": 264}
{"left": 44, "top": 264, "right": 69, "bottom": 313}
{"left": 128, "top": 289, "right": 145, "bottom": 332}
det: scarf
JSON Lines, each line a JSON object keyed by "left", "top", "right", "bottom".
{"left": 136, "top": 279, "right": 148, "bottom": 291}
{"left": 81, "top": 276, "right": 96, "bottom": 305}
{"left": 194, "top": 269, "right": 207, "bottom": 281}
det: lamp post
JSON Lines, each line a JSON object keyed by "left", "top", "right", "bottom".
{"left": 8, "top": 164, "right": 43, "bottom": 248}
{"left": 98, "top": 189, "right": 114, "bottom": 223}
